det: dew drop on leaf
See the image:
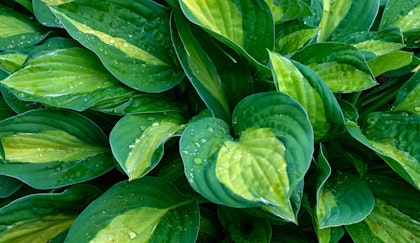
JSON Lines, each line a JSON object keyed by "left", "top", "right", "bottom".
{"left": 193, "top": 157, "right": 202, "bottom": 165}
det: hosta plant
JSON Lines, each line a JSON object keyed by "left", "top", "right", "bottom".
{"left": 0, "top": 0, "right": 419, "bottom": 242}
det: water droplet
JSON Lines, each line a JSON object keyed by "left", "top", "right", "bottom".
{"left": 152, "top": 122, "right": 159, "bottom": 126}
{"left": 193, "top": 158, "right": 202, "bottom": 165}
{"left": 199, "top": 138, "right": 207, "bottom": 143}
{"left": 128, "top": 231, "right": 137, "bottom": 239}
{"left": 182, "top": 150, "right": 189, "bottom": 155}
{"left": 206, "top": 126, "right": 214, "bottom": 132}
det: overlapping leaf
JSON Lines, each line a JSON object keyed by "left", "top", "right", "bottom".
{"left": 291, "top": 43, "right": 377, "bottom": 92}
{"left": 66, "top": 177, "right": 199, "bottom": 242}
{"left": 44, "top": 0, "right": 184, "bottom": 92}
{"left": 179, "top": 0, "right": 274, "bottom": 66}
{"left": 269, "top": 51, "right": 345, "bottom": 141}
{"left": 0, "top": 184, "right": 102, "bottom": 243}
{"left": 0, "top": 5, "right": 48, "bottom": 50}
{"left": 274, "top": 22, "right": 318, "bottom": 56}
{"left": 180, "top": 91, "right": 313, "bottom": 222}
{"left": 0, "top": 175, "right": 22, "bottom": 198}
{"left": 393, "top": 71, "right": 419, "bottom": 115}
{"left": 266, "top": 0, "right": 312, "bottom": 23}
{"left": 0, "top": 109, "right": 114, "bottom": 189}
{"left": 110, "top": 112, "right": 186, "bottom": 180}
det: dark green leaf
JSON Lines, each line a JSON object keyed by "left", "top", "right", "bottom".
{"left": 0, "top": 175, "right": 22, "bottom": 198}
{"left": 393, "top": 71, "right": 420, "bottom": 114}
{"left": 267, "top": 0, "right": 313, "bottom": 23}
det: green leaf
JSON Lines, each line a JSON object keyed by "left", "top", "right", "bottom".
{"left": 180, "top": 91, "right": 313, "bottom": 222}
{"left": 274, "top": 22, "right": 318, "bottom": 56}
{"left": 65, "top": 177, "right": 200, "bottom": 242}
{"left": 0, "top": 109, "right": 114, "bottom": 189}
{"left": 1, "top": 38, "right": 141, "bottom": 111}
{"left": 393, "top": 71, "right": 420, "bottom": 114}
{"left": 380, "top": 0, "right": 420, "bottom": 48}
{"left": 266, "top": 0, "right": 313, "bottom": 23}
{"left": 0, "top": 51, "right": 27, "bottom": 75}
{"left": 0, "top": 5, "right": 48, "bottom": 50}
{"left": 317, "top": 0, "right": 351, "bottom": 41}
{"left": 269, "top": 52, "right": 345, "bottom": 141}
{"left": 316, "top": 171, "right": 374, "bottom": 228}
{"left": 217, "top": 206, "right": 272, "bottom": 243}
{"left": 0, "top": 86, "right": 44, "bottom": 114}
{"left": 0, "top": 95, "right": 15, "bottom": 120}
{"left": 0, "top": 175, "right": 22, "bottom": 198}
{"left": 368, "top": 51, "right": 413, "bottom": 77}
{"left": 110, "top": 112, "right": 186, "bottom": 180}
{"left": 0, "top": 184, "right": 102, "bottom": 243}
{"left": 33, "top": 0, "right": 62, "bottom": 28}
{"left": 179, "top": 0, "right": 274, "bottom": 65}
{"left": 45, "top": 0, "right": 184, "bottom": 92}
{"left": 171, "top": 13, "right": 231, "bottom": 121}
{"left": 291, "top": 43, "right": 377, "bottom": 92}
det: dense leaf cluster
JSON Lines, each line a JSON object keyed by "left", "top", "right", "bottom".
{"left": 0, "top": 0, "right": 419, "bottom": 242}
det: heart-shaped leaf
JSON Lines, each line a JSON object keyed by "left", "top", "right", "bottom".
{"left": 291, "top": 42, "right": 377, "bottom": 92}
{"left": 0, "top": 109, "right": 114, "bottom": 189}
{"left": 110, "top": 112, "right": 186, "bottom": 180}
{"left": 269, "top": 51, "right": 345, "bottom": 141}
{"left": 0, "top": 5, "right": 48, "bottom": 50}
{"left": 179, "top": 0, "right": 274, "bottom": 65}
{"left": 44, "top": 0, "right": 184, "bottom": 92}
{"left": 65, "top": 177, "right": 200, "bottom": 242}
{"left": 0, "top": 184, "right": 102, "bottom": 242}
{"left": 180, "top": 91, "right": 313, "bottom": 222}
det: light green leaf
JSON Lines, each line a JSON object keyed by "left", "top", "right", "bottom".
{"left": 368, "top": 51, "right": 413, "bottom": 76}
{"left": 1, "top": 38, "right": 135, "bottom": 111}
{"left": 380, "top": 0, "right": 420, "bottom": 48}
{"left": 291, "top": 43, "right": 377, "bottom": 92}
{"left": 0, "top": 51, "right": 27, "bottom": 75}
{"left": 45, "top": 0, "right": 184, "bottom": 92}
{"left": 269, "top": 52, "right": 345, "bottom": 141}
{"left": 179, "top": 0, "right": 274, "bottom": 65}
{"left": 110, "top": 112, "right": 186, "bottom": 180}
{"left": 393, "top": 71, "right": 420, "bottom": 114}
{"left": 65, "top": 177, "right": 200, "bottom": 243}
{"left": 0, "top": 5, "right": 48, "bottom": 50}
{"left": 171, "top": 13, "right": 231, "bottom": 121}
{"left": 0, "top": 109, "right": 114, "bottom": 189}
{"left": 0, "top": 184, "right": 102, "bottom": 243}
{"left": 266, "top": 0, "right": 312, "bottom": 23}
{"left": 317, "top": 0, "right": 352, "bottom": 41}
{"left": 274, "top": 22, "right": 318, "bottom": 56}
{"left": 180, "top": 91, "right": 313, "bottom": 222}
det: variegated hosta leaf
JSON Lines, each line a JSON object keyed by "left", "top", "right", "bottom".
{"left": 317, "top": 0, "right": 379, "bottom": 41}
{"left": 274, "top": 22, "right": 318, "bottom": 56}
{"left": 0, "top": 109, "right": 114, "bottom": 189}
{"left": 65, "top": 177, "right": 200, "bottom": 242}
{"left": 346, "top": 175, "right": 420, "bottom": 242}
{"left": 269, "top": 51, "right": 345, "bottom": 141}
{"left": 110, "top": 112, "right": 186, "bottom": 180}
{"left": 171, "top": 13, "right": 231, "bottom": 122}
{"left": 0, "top": 184, "right": 102, "bottom": 243}
{"left": 291, "top": 42, "right": 377, "bottom": 92}
{"left": 393, "top": 70, "right": 420, "bottom": 115}
{"left": 44, "top": 0, "right": 184, "bottom": 92}
{"left": 180, "top": 91, "right": 313, "bottom": 222}
{"left": 0, "top": 51, "right": 27, "bottom": 75}
{"left": 179, "top": 0, "right": 274, "bottom": 65}
{"left": 380, "top": 0, "right": 420, "bottom": 48}
{"left": 1, "top": 38, "right": 133, "bottom": 111}
{"left": 266, "top": 0, "right": 312, "bottom": 23}
{"left": 0, "top": 5, "right": 48, "bottom": 50}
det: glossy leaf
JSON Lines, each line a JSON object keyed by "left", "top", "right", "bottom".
{"left": 218, "top": 206, "right": 272, "bottom": 243}
{"left": 274, "top": 22, "right": 318, "bottom": 56}
{"left": 0, "top": 175, "right": 22, "bottom": 198}
{"left": 171, "top": 13, "right": 231, "bottom": 121}
{"left": 45, "top": 0, "right": 184, "bottom": 92}
{"left": 179, "top": 0, "right": 274, "bottom": 65}
{"left": 346, "top": 175, "right": 420, "bottom": 242}
{"left": 33, "top": 0, "right": 62, "bottom": 28}
{"left": 180, "top": 91, "right": 313, "bottom": 222}
{"left": 65, "top": 177, "right": 200, "bottom": 242}
{"left": 393, "top": 71, "right": 420, "bottom": 114}
{"left": 380, "top": 0, "right": 420, "bottom": 48}
{"left": 110, "top": 112, "right": 186, "bottom": 180}
{"left": 291, "top": 43, "right": 377, "bottom": 92}
{"left": 0, "top": 109, "right": 114, "bottom": 189}
{"left": 344, "top": 104, "right": 420, "bottom": 190}
{"left": 266, "top": 0, "right": 312, "bottom": 23}
{"left": 0, "top": 51, "right": 27, "bottom": 75}
{"left": 1, "top": 39, "right": 136, "bottom": 111}
{"left": 0, "top": 5, "right": 48, "bottom": 50}
{"left": 269, "top": 52, "right": 345, "bottom": 141}
{"left": 0, "top": 184, "right": 102, "bottom": 243}
{"left": 368, "top": 51, "right": 413, "bottom": 76}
